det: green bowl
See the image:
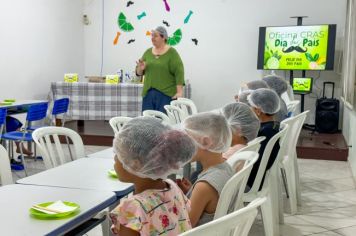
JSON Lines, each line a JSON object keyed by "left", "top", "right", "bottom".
{"left": 29, "top": 201, "right": 80, "bottom": 220}
{"left": 108, "top": 169, "right": 118, "bottom": 178}
{"left": 4, "top": 99, "right": 16, "bottom": 102}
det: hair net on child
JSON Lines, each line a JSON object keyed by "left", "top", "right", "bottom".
{"left": 246, "top": 80, "right": 269, "bottom": 90}
{"left": 262, "top": 75, "right": 288, "bottom": 96}
{"left": 182, "top": 112, "right": 232, "bottom": 153}
{"left": 248, "top": 88, "right": 281, "bottom": 115}
{"left": 113, "top": 117, "right": 196, "bottom": 180}
{"left": 222, "top": 102, "right": 260, "bottom": 142}
{"left": 238, "top": 90, "right": 252, "bottom": 105}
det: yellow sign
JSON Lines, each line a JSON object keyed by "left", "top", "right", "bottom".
{"left": 105, "top": 75, "right": 119, "bottom": 84}
{"left": 64, "top": 73, "right": 78, "bottom": 83}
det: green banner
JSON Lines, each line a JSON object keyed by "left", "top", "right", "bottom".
{"left": 264, "top": 25, "right": 329, "bottom": 70}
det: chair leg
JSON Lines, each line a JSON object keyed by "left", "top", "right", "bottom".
{"left": 19, "top": 142, "right": 28, "bottom": 176}
{"left": 281, "top": 168, "right": 289, "bottom": 198}
{"left": 293, "top": 151, "right": 302, "bottom": 206}
{"left": 260, "top": 195, "right": 275, "bottom": 236}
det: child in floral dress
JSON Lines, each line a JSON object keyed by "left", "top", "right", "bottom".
{"left": 110, "top": 117, "right": 197, "bottom": 236}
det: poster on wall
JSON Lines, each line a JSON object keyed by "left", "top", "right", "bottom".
{"left": 257, "top": 25, "right": 336, "bottom": 70}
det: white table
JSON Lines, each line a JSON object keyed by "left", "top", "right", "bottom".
{"left": 17, "top": 157, "right": 133, "bottom": 198}
{"left": 0, "top": 184, "right": 116, "bottom": 236}
{"left": 87, "top": 147, "right": 114, "bottom": 160}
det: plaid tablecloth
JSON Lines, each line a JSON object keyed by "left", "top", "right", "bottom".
{"left": 51, "top": 82, "right": 191, "bottom": 120}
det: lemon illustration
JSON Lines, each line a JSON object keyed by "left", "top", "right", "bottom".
{"left": 264, "top": 51, "right": 271, "bottom": 65}
{"left": 266, "top": 57, "right": 279, "bottom": 69}
{"left": 118, "top": 12, "right": 134, "bottom": 32}
{"left": 167, "top": 29, "right": 182, "bottom": 46}
{"left": 316, "top": 57, "right": 326, "bottom": 65}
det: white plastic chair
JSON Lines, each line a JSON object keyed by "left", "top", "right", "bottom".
{"left": 215, "top": 151, "right": 259, "bottom": 219}
{"left": 236, "top": 136, "right": 266, "bottom": 153}
{"left": 142, "top": 110, "right": 172, "bottom": 125}
{"left": 32, "top": 127, "right": 85, "bottom": 169}
{"left": 242, "top": 124, "right": 289, "bottom": 236}
{"left": 171, "top": 98, "right": 198, "bottom": 119}
{"left": 281, "top": 110, "right": 309, "bottom": 214}
{"left": 0, "top": 144, "right": 13, "bottom": 185}
{"left": 109, "top": 116, "right": 132, "bottom": 134}
{"left": 286, "top": 100, "right": 300, "bottom": 117}
{"left": 164, "top": 105, "right": 186, "bottom": 124}
{"left": 179, "top": 197, "right": 266, "bottom": 236}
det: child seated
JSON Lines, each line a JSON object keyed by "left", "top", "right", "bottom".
{"left": 221, "top": 102, "right": 260, "bottom": 160}
{"left": 110, "top": 117, "right": 196, "bottom": 236}
{"left": 177, "top": 112, "right": 235, "bottom": 227}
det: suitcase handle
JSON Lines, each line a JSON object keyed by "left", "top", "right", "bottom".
{"left": 323, "top": 82, "right": 335, "bottom": 99}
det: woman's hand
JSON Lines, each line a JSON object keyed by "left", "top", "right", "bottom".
{"left": 176, "top": 177, "right": 192, "bottom": 194}
{"left": 172, "top": 85, "right": 183, "bottom": 99}
{"left": 136, "top": 59, "right": 146, "bottom": 75}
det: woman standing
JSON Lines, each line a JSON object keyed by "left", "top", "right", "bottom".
{"left": 136, "top": 26, "right": 185, "bottom": 113}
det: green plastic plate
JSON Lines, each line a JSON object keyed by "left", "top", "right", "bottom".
{"left": 108, "top": 169, "right": 118, "bottom": 178}
{"left": 29, "top": 201, "right": 80, "bottom": 220}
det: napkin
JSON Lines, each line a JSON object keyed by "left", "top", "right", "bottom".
{"left": 32, "top": 201, "right": 78, "bottom": 215}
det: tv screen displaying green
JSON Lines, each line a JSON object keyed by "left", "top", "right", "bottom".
{"left": 292, "top": 77, "right": 313, "bottom": 94}
{"left": 257, "top": 25, "right": 336, "bottom": 70}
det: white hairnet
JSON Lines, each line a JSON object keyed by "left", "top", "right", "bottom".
{"left": 247, "top": 80, "right": 269, "bottom": 90}
{"left": 238, "top": 90, "right": 252, "bottom": 105}
{"left": 222, "top": 103, "right": 260, "bottom": 142}
{"left": 113, "top": 117, "right": 196, "bottom": 180}
{"left": 248, "top": 88, "right": 281, "bottom": 115}
{"left": 183, "top": 112, "right": 232, "bottom": 153}
{"left": 262, "top": 75, "right": 288, "bottom": 96}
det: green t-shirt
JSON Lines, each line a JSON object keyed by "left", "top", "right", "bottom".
{"left": 141, "top": 47, "right": 184, "bottom": 97}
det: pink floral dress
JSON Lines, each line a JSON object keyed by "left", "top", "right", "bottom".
{"left": 110, "top": 179, "right": 192, "bottom": 235}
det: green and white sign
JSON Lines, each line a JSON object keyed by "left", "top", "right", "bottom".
{"left": 263, "top": 25, "right": 329, "bottom": 70}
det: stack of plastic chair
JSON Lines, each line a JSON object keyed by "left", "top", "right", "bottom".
{"left": 215, "top": 151, "right": 259, "bottom": 219}
{"left": 240, "top": 124, "right": 289, "bottom": 236}
{"left": 280, "top": 110, "right": 309, "bottom": 214}
{"left": 142, "top": 110, "right": 172, "bottom": 125}
{"left": 32, "top": 127, "right": 85, "bottom": 169}
{"left": 164, "top": 105, "right": 186, "bottom": 124}
{"left": 109, "top": 116, "right": 132, "bottom": 135}
{"left": 0, "top": 144, "right": 13, "bottom": 185}
{"left": 1, "top": 102, "right": 48, "bottom": 175}
{"left": 171, "top": 98, "right": 198, "bottom": 119}
{"left": 179, "top": 198, "right": 266, "bottom": 236}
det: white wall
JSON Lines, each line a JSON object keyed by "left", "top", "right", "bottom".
{"left": 83, "top": 0, "right": 347, "bottom": 112}
{"left": 0, "top": 0, "right": 84, "bottom": 100}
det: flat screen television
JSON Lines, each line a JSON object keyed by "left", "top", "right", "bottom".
{"left": 257, "top": 25, "right": 336, "bottom": 70}
{"left": 292, "top": 77, "right": 313, "bottom": 94}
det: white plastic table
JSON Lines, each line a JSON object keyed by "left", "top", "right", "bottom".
{"left": 87, "top": 147, "right": 114, "bottom": 160}
{"left": 0, "top": 184, "right": 116, "bottom": 236}
{"left": 17, "top": 157, "right": 133, "bottom": 198}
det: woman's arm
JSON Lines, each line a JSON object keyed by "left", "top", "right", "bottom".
{"left": 188, "top": 182, "right": 217, "bottom": 227}
{"left": 118, "top": 224, "right": 140, "bottom": 236}
{"left": 172, "top": 85, "right": 183, "bottom": 99}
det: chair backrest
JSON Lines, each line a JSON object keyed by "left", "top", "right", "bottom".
{"left": 52, "top": 98, "right": 70, "bottom": 116}
{"left": 248, "top": 124, "right": 289, "bottom": 194}
{"left": 286, "top": 100, "right": 300, "bottom": 117}
{"left": 281, "top": 111, "right": 309, "bottom": 158}
{"left": 236, "top": 136, "right": 266, "bottom": 153}
{"left": 109, "top": 116, "right": 132, "bottom": 134}
{"left": 171, "top": 98, "right": 198, "bottom": 118}
{"left": 0, "top": 108, "right": 7, "bottom": 136}
{"left": 164, "top": 105, "right": 186, "bottom": 124}
{"left": 32, "top": 127, "right": 85, "bottom": 169}
{"left": 179, "top": 197, "right": 266, "bottom": 236}
{"left": 142, "top": 110, "right": 172, "bottom": 125}
{"left": 26, "top": 102, "right": 49, "bottom": 122}
{"left": 215, "top": 151, "right": 259, "bottom": 219}
{"left": 0, "top": 144, "right": 13, "bottom": 185}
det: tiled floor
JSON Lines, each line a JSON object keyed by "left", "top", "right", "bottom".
{"left": 5, "top": 146, "right": 356, "bottom": 236}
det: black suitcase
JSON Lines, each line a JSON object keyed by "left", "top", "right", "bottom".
{"left": 315, "top": 82, "right": 339, "bottom": 133}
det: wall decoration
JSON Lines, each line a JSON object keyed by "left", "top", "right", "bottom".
{"left": 162, "top": 0, "right": 171, "bottom": 12}
{"left": 184, "top": 10, "right": 193, "bottom": 24}
{"left": 137, "top": 12, "right": 147, "bottom": 20}
{"left": 126, "top": 1, "right": 134, "bottom": 7}
{"left": 146, "top": 31, "right": 151, "bottom": 36}
{"left": 192, "top": 38, "right": 198, "bottom": 45}
{"left": 113, "top": 32, "right": 121, "bottom": 45}
{"left": 163, "top": 20, "right": 170, "bottom": 27}
{"left": 128, "top": 39, "right": 135, "bottom": 44}
{"left": 118, "top": 12, "right": 134, "bottom": 32}
{"left": 167, "top": 29, "right": 182, "bottom": 46}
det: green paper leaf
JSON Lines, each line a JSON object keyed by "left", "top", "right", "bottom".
{"left": 313, "top": 54, "right": 319, "bottom": 61}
